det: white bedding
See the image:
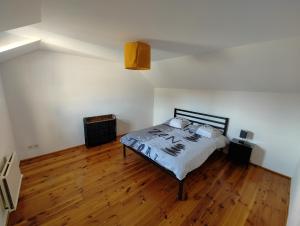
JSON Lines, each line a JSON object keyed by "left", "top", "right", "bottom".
{"left": 121, "top": 124, "right": 228, "bottom": 180}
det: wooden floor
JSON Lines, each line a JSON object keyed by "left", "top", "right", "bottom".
{"left": 9, "top": 139, "right": 290, "bottom": 226}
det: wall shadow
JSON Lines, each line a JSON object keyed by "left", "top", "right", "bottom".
{"left": 116, "top": 119, "right": 130, "bottom": 135}
{"left": 250, "top": 144, "right": 265, "bottom": 166}
{"left": 145, "top": 39, "right": 217, "bottom": 60}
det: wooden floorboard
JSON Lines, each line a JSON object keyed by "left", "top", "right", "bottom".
{"left": 8, "top": 140, "right": 290, "bottom": 226}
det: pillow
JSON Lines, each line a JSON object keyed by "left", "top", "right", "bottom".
{"left": 196, "top": 125, "right": 222, "bottom": 138}
{"left": 168, "top": 117, "right": 191, "bottom": 129}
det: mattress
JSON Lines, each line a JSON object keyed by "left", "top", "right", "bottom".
{"left": 120, "top": 124, "right": 228, "bottom": 180}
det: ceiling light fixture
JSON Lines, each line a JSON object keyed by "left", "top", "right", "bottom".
{"left": 124, "top": 41, "right": 150, "bottom": 70}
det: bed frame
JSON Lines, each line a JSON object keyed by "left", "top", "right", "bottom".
{"left": 122, "top": 108, "right": 229, "bottom": 200}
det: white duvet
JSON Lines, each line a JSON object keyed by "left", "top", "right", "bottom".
{"left": 121, "top": 124, "right": 228, "bottom": 180}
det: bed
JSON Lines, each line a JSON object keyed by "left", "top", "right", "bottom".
{"left": 121, "top": 108, "right": 229, "bottom": 200}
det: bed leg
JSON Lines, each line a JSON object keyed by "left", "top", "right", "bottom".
{"left": 123, "top": 145, "right": 126, "bottom": 158}
{"left": 177, "top": 179, "right": 187, "bottom": 200}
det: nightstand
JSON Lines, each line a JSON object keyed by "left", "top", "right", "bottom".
{"left": 228, "top": 138, "right": 254, "bottom": 166}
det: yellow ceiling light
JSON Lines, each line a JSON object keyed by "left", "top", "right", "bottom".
{"left": 124, "top": 41, "right": 150, "bottom": 70}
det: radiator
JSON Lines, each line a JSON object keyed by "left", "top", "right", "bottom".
{"left": 0, "top": 152, "right": 23, "bottom": 211}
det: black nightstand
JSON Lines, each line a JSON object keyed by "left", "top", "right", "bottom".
{"left": 228, "top": 138, "right": 254, "bottom": 166}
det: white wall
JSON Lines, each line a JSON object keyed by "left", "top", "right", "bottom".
{"left": 0, "top": 72, "right": 17, "bottom": 226}
{"left": 147, "top": 37, "right": 300, "bottom": 224}
{"left": 154, "top": 88, "right": 300, "bottom": 177}
{"left": 0, "top": 0, "right": 41, "bottom": 32}
{"left": 0, "top": 50, "right": 154, "bottom": 159}
{"left": 288, "top": 159, "right": 300, "bottom": 226}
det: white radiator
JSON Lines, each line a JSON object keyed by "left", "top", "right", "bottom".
{"left": 0, "top": 152, "right": 23, "bottom": 211}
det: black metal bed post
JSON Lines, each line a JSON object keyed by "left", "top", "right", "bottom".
{"left": 224, "top": 118, "right": 229, "bottom": 136}
{"left": 174, "top": 108, "right": 177, "bottom": 118}
{"left": 123, "top": 145, "right": 126, "bottom": 158}
{"left": 177, "top": 179, "right": 186, "bottom": 200}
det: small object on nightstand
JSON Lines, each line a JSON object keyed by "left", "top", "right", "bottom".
{"left": 228, "top": 138, "right": 254, "bottom": 166}
{"left": 239, "top": 129, "right": 248, "bottom": 139}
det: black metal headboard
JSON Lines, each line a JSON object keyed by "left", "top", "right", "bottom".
{"left": 174, "top": 108, "right": 229, "bottom": 136}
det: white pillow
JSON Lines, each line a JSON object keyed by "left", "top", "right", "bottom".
{"left": 196, "top": 125, "right": 222, "bottom": 138}
{"left": 168, "top": 117, "right": 191, "bottom": 129}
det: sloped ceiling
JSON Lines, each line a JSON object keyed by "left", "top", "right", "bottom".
{"left": 1, "top": 0, "right": 300, "bottom": 92}
{"left": 0, "top": 0, "right": 41, "bottom": 32}
{"left": 6, "top": 0, "right": 300, "bottom": 61}
{"left": 142, "top": 37, "right": 300, "bottom": 92}
{"left": 0, "top": 33, "right": 40, "bottom": 63}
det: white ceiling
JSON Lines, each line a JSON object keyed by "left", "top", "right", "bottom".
{"left": 6, "top": 0, "right": 300, "bottom": 61}
{"left": 0, "top": 0, "right": 41, "bottom": 32}
{"left": 1, "top": 0, "right": 300, "bottom": 92}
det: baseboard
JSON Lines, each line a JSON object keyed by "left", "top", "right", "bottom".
{"left": 20, "top": 144, "right": 85, "bottom": 164}
{"left": 20, "top": 135, "right": 124, "bottom": 164}
{"left": 19, "top": 137, "right": 290, "bottom": 181}
{"left": 221, "top": 147, "right": 290, "bottom": 179}
{"left": 250, "top": 163, "right": 291, "bottom": 180}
